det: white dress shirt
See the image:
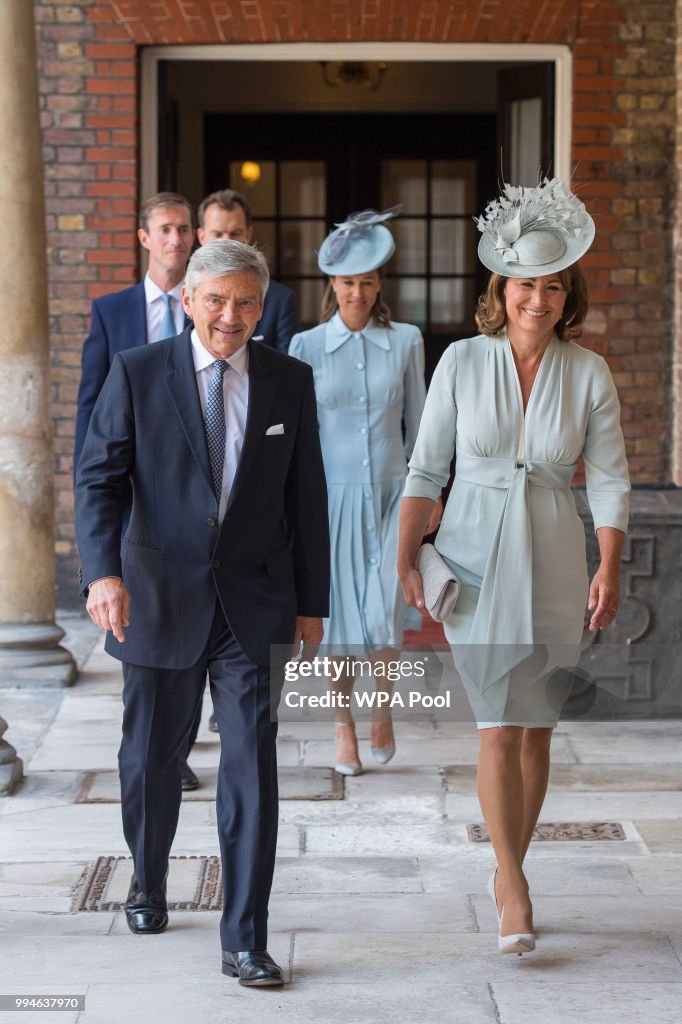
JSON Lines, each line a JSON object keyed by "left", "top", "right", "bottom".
{"left": 190, "top": 329, "right": 249, "bottom": 523}
{"left": 144, "top": 273, "right": 185, "bottom": 343}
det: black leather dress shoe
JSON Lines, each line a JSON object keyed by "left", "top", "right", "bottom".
{"left": 208, "top": 713, "right": 219, "bottom": 733}
{"left": 125, "top": 878, "right": 168, "bottom": 935}
{"left": 180, "top": 759, "right": 199, "bottom": 791}
{"left": 221, "top": 950, "right": 284, "bottom": 986}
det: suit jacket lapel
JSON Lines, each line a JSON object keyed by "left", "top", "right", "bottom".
{"left": 164, "top": 329, "right": 214, "bottom": 493}
{"left": 227, "top": 340, "right": 277, "bottom": 512}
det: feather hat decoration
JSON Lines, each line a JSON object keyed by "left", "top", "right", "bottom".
{"left": 476, "top": 178, "right": 595, "bottom": 277}
{"left": 318, "top": 206, "right": 400, "bottom": 276}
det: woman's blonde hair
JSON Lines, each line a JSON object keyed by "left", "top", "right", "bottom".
{"left": 319, "top": 272, "right": 392, "bottom": 328}
{"left": 474, "top": 264, "right": 589, "bottom": 341}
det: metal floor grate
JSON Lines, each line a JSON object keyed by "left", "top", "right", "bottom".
{"left": 467, "top": 821, "right": 627, "bottom": 842}
{"left": 72, "top": 856, "right": 223, "bottom": 912}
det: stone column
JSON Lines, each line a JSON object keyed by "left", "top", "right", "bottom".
{"left": 0, "top": 717, "right": 23, "bottom": 796}
{"left": 0, "top": 0, "right": 76, "bottom": 695}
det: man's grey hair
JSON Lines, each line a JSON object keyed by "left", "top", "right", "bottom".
{"left": 185, "top": 239, "right": 270, "bottom": 300}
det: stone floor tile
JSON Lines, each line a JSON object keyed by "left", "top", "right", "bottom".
{"left": 76, "top": 979, "right": 497, "bottom": 1024}
{"left": 538, "top": 790, "right": 682, "bottom": 820}
{"left": 473, "top": 892, "right": 682, "bottom": 934}
{"left": 304, "top": 822, "right": 453, "bottom": 856}
{"left": 633, "top": 819, "right": 682, "bottom": 853}
{"left": 272, "top": 856, "right": 422, "bottom": 894}
{"left": 626, "top": 857, "right": 682, "bottom": 894}
{"left": 294, "top": 929, "right": 682, "bottom": 982}
{"left": 560, "top": 722, "right": 682, "bottom": 764}
{"left": 547, "top": 763, "right": 682, "bottom": 791}
{"left": 492, "top": 983, "right": 682, "bottom": 1024}
{"left": 268, "top": 892, "right": 477, "bottom": 933}
{"left": 0, "top": 910, "right": 117, "bottom": 936}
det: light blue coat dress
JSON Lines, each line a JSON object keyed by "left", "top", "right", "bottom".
{"left": 404, "top": 334, "right": 630, "bottom": 726}
{"left": 290, "top": 313, "right": 426, "bottom": 651}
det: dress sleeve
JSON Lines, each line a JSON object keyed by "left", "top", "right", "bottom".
{"left": 403, "top": 342, "right": 457, "bottom": 501}
{"left": 288, "top": 332, "right": 304, "bottom": 361}
{"left": 402, "top": 326, "right": 427, "bottom": 460}
{"left": 582, "top": 356, "right": 630, "bottom": 533}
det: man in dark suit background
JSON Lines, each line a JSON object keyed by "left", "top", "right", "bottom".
{"left": 197, "top": 189, "right": 299, "bottom": 352}
{"left": 74, "top": 191, "right": 202, "bottom": 791}
{"left": 75, "top": 240, "right": 329, "bottom": 986}
{"left": 74, "top": 191, "right": 195, "bottom": 474}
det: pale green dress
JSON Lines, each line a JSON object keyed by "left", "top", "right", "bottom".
{"left": 404, "top": 334, "right": 630, "bottom": 727}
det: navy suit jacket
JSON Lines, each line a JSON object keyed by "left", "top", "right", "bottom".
{"left": 74, "top": 330, "right": 329, "bottom": 669}
{"left": 73, "top": 279, "right": 300, "bottom": 478}
{"left": 254, "top": 279, "right": 300, "bottom": 354}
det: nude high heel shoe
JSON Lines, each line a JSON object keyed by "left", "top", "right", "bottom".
{"left": 334, "top": 722, "right": 362, "bottom": 776}
{"left": 370, "top": 713, "right": 396, "bottom": 764}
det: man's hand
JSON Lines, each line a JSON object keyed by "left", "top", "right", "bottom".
{"left": 292, "top": 616, "right": 323, "bottom": 660}
{"left": 86, "top": 577, "right": 131, "bottom": 642}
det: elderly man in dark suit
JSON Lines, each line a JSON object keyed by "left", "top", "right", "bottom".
{"left": 75, "top": 240, "right": 329, "bottom": 987}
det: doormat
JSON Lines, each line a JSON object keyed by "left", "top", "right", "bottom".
{"left": 72, "top": 856, "right": 223, "bottom": 912}
{"left": 75, "top": 766, "right": 343, "bottom": 803}
{"left": 467, "top": 821, "right": 626, "bottom": 842}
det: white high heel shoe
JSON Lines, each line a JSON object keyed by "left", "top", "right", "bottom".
{"left": 498, "top": 907, "right": 536, "bottom": 956}
{"left": 487, "top": 868, "right": 501, "bottom": 927}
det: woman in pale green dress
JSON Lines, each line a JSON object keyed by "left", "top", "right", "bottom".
{"left": 398, "top": 179, "right": 630, "bottom": 956}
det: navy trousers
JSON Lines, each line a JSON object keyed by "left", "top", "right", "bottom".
{"left": 119, "top": 601, "right": 280, "bottom": 950}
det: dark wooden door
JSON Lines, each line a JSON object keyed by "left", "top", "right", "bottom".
{"left": 204, "top": 111, "right": 496, "bottom": 373}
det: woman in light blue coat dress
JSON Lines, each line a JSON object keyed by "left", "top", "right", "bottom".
{"left": 398, "top": 179, "right": 630, "bottom": 956}
{"left": 290, "top": 210, "right": 439, "bottom": 775}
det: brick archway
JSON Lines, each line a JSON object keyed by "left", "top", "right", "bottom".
{"left": 35, "top": 0, "right": 676, "bottom": 599}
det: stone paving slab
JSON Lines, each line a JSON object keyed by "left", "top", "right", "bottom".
{"left": 558, "top": 722, "right": 682, "bottom": 763}
{"left": 70, "top": 979, "right": 498, "bottom": 1024}
{"left": 492, "top": 983, "right": 682, "bottom": 1024}
{"left": 292, "top": 930, "right": 682, "bottom": 983}
{"left": 626, "top": 856, "right": 682, "bottom": 894}
{"left": 633, "top": 819, "right": 682, "bottom": 853}
{"left": 445, "top": 762, "right": 682, "bottom": 792}
{"left": 304, "top": 821, "right": 458, "bottom": 856}
{"left": 417, "top": 856, "right": 639, "bottom": 895}
{"left": 472, "top": 893, "right": 682, "bottom": 934}
{"left": 267, "top": 892, "right": 477, "bottom": 934}
{"left": 272, "top": 856, "right": 422, "bottom": 894}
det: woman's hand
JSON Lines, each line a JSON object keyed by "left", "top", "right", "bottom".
{"left": 588, "top": 526, "right": 625, "bottom": 631}
{"left": 587, "top": 566, "right": 620, "bottom": 631}
{"left": 424, "top": 496, "right": 443, "bottom": 537}
{"left": 399, "top": 564, "right": 426, "bottom": 613}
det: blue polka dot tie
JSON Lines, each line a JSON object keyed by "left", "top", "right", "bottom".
{"left": 205, "top": 360, "right": 228, "bottom": 498}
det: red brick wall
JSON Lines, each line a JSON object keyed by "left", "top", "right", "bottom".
{"left": 35, "top": 0, "right": 676, "bottom": 603}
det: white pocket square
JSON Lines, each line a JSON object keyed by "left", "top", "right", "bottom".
{"left": 265, "top": 423, "right": 285, "bottom": 436}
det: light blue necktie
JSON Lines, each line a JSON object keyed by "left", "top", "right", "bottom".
{"left": 205, "top": 360, "right": 228, "bottom": 498}
{"left": 158, "top": 293, "right": 176, "bottom": 341}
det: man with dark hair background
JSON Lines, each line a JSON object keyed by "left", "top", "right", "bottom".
{"left": 197, "top": 189, "right": 299, "bottom": 353}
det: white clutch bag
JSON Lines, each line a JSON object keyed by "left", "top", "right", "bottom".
{"left": 416, "top": 543, "right": 461, "bottom": 622}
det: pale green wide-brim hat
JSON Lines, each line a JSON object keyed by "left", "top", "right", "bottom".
{"left": 476, "top": 178, "right": 595, "bottom": 278}
{"left": 318, "top": 208, "right": 398, "bottom": 276}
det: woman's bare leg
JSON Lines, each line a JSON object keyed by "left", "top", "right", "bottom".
{"left": 519, "top": 727, "right": 553, "bottom": 861}
{"left": 368, "top": 647, "right": 399, "bottom": 752}
{"left": 477, "top": 726, "right": 533, "bottom": 936}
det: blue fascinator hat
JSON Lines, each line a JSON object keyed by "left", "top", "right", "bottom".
{"left": 317, "top": 207, "right": 400, "bottom": 276}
